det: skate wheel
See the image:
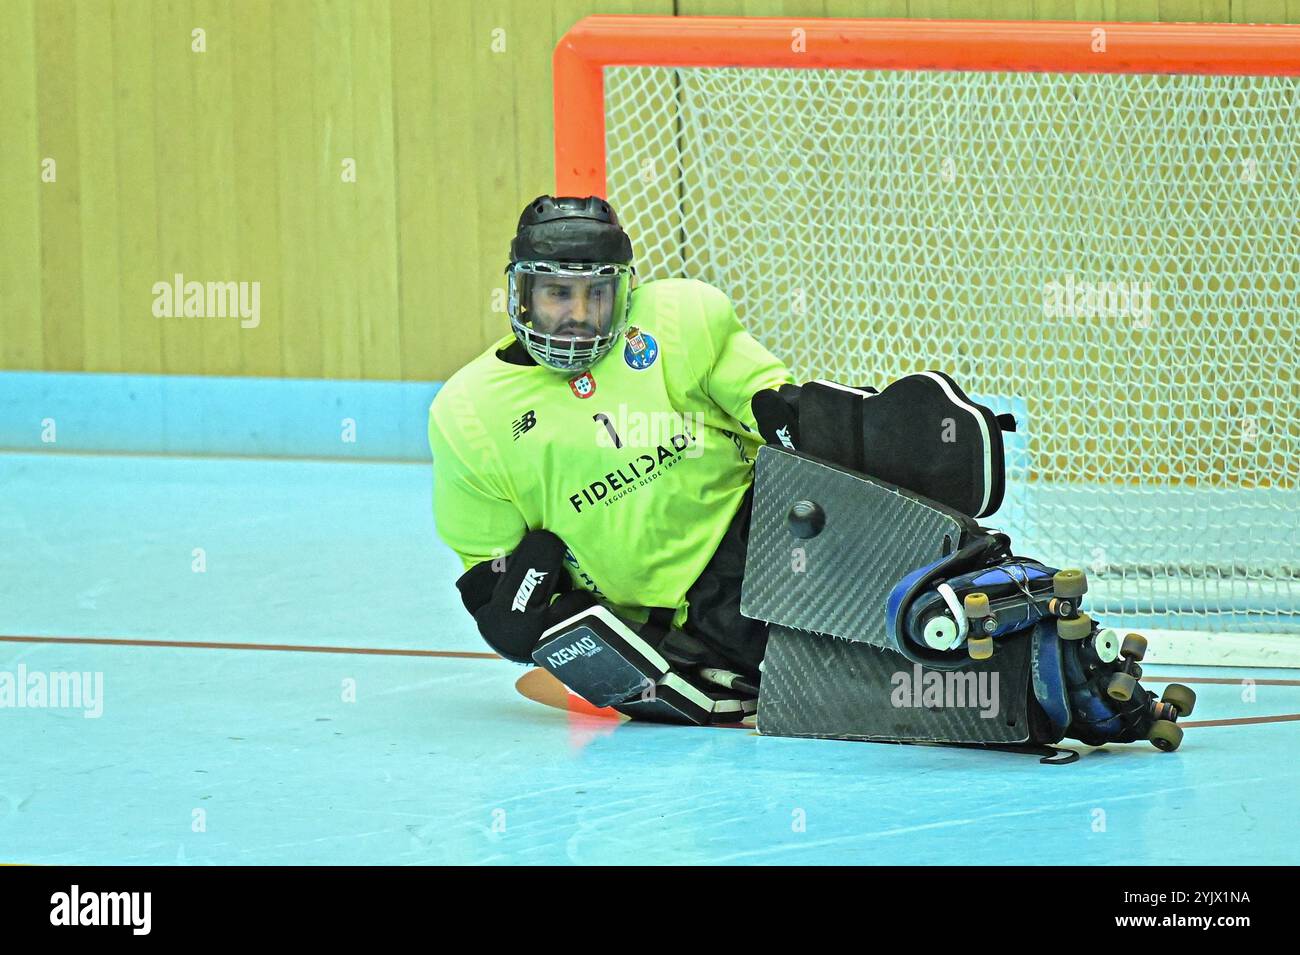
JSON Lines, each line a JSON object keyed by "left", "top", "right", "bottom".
{"left": 1149, "top": 719, "right": 1184, "bottom": 752}
{"left": 1052, "top": 568, "right": 1088, "bottom": 599}
{"left": 1106, "top": 671, "right": 1136, "bottom": 702}
{"left": 922, "top": 614, "right": 961, "bottom": 650}
{"left": 1092, "top": 629, "right": 1120, "bottom": 664}
{"left": 1120, "top": 632, "right": 1148, "bottom": 662}
{"left": 1161, "top": 683, "right": 1197, "bottom": 718}
{"left": 967, "top": 636, "right": 995, "bottom": 661}
{"left": 1057, "top": 612, "right": 1093, "bottom": 640}
{"left": 963, "top": 592, "right": 991, "bottom": 617}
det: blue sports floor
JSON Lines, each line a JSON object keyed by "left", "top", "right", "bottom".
{"left": 2, "top": 451, "right": 1298, "bottom": 865}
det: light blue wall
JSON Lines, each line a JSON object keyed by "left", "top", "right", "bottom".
{"left": 0, "top": 372, "right": 442, "bottom": 461}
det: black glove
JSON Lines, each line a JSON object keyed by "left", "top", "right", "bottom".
{"left": 750, "top": 383, "right": 803, "bottom": 450}
{"left": 454, "top": 530, "right": 585, "bottom": 663}
{"left": 751, "top": 382, "right": 879, "bottom": 452}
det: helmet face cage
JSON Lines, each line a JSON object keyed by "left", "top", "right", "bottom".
{"left": 507, "top": 261, "right": 634, "bottom": 374}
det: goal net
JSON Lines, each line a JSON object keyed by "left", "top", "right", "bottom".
{"left": 555, "top": 17, "right": 1300, "bottom": 635}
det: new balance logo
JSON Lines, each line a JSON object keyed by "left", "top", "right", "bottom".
{"left": 511, "top": 569, "right": 547, "bottom": 611}
{"left": 511, "top": 410, "right": 537, "bottom": 440}
{"left": 775, "top": 425, "right": 795, "bottom": 450}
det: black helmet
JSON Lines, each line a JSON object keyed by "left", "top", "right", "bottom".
{"left": 510, "top": 196, "right": 633, "bottom": 264}
{"left": 506, "top": 196, "right": 635, "bottom": 374}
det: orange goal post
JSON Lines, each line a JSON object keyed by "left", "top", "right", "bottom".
{"left": 552, "top": 16, "right": 1300, "bottom": 650}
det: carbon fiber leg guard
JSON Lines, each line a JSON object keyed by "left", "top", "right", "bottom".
{"left": 759, "top": 624, "right": 1038, "bottom": 745}
{"left": 740, "top": 446, "right": 1194, "bottom": 752}
{"left": 741, "top": 445, "right": 1033, "bottom": 744}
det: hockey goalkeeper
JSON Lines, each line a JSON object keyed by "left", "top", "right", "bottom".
{"left": 428, "top": 195, "right": 1194, "bottom": 749}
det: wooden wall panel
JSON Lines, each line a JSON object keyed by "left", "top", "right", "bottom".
{"left": 111, "top": 0, "right": 163, "bottom": 375}
{"left": 152, "top": 0, "right": 202, "bottom": 375}
{"left": 0, "top": 0, "right": 45, "bottom": 372}
{"left": 390, "top": 0, "right": 438, "bottom": 381}
{"left": 271, "top": 0, "right": 322, "bottom": 379}
{"left": 231, "top": 0, "right": 283, "bottom": 377}
{"left": 75, "top": 0, "right": 123, "bottom": 373}
{"left": 35, "top": 0, "right": 86, "bottom": 373}
{"left": 1, "top": 0, "right": 1295, "bottom": 382}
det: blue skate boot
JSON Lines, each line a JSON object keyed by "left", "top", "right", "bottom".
{"left": 885, "top": 537, "right": 1083, "bottom": 668}
{"left": 889, "top": 555, "right": 1197, "bottom": 751}
{"left": 892, "top": 556, "right": 1067, "bottom": 663}
{"left": 1030, "top": 617, "right": 1197, "bottom": 752}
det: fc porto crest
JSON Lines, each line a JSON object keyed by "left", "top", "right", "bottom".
{"left": 623, "top": 326, "right": 659, "bottom": 370}
{"left": 569, "top": 371, "right": 597, "bottom": 399}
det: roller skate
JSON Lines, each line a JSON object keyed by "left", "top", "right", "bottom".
{"left": 1031, "top": 614, "right": 1197, "bottom": 752}
{"left": 890, "top": 555, "right": 1197, "bottom": 751}
{"left": 886, "top": 536, "right": 1080, "bottom": 668}
{"left": 893, "top": 557, "right": 1069, "bottom": 662}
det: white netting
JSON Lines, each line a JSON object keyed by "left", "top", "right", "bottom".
{"left": 603, "top": 66, "right": 1300, "bottom": 631}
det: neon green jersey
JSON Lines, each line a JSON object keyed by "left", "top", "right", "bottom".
{"left": 428, "top": 278, "right": 793, "bottom": 627}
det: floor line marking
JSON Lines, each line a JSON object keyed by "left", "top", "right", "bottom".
{"left": 4, "top": 637, "right": 1298, "bottom": 730}
{"left": 0, "top": 635, "right": 498, "bottom": 660}
{"left": 1142, "top": 675, "right": 1300, "bottom": 686}
{"left": 1180, "top": 713, "right": 1300, "bottom": 728}
{"left": 4, "top": 637, "right": 1300, "bottom": 686}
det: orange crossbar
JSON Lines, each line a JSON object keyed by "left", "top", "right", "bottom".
{"left": 554, "top": 16, "right": 1300, "bottom": 196}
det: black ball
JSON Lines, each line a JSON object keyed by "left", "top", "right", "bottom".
{"left": 787, "top": 500, "right": 825, "bottom": 539}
